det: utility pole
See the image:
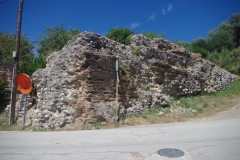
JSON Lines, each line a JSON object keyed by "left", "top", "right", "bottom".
{"left": 9, "top": 0, "right": 24, "bottom": 125}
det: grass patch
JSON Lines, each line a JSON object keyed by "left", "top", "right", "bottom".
{"left": 131, "top": 46, "right": 142, "bottom": 56}
{"left": 119, "top": 78, "right": 240, "bottom": 125}
{"left": 0, "top": 112, "right": 21, "bottom": 131}
{"left": 119, "top": 63, "right": 128, "bottom": 74}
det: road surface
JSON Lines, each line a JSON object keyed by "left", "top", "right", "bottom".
{"left": 0, "top": 105, "right": 240, "bottom": 160}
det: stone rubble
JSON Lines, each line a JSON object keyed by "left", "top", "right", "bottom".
{"left": 19, "top": 32, "right": 236, "bottom": 129}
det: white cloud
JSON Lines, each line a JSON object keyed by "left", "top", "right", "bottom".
{"left": 130, "top": 23, "right": 140, "bottom": 29}
{"left": 162, "top": 9, "right": 166, "bottom": 15}
{"left": 167, "top": 4, "right": 172, "bottom": 11}
{"left": 150, "top": 14, "right": 155, "bottom": 20}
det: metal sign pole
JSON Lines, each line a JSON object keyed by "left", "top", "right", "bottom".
{"left": 22, "top": 94, "right": 27, "bottom": 130}
{"left": 116, "top": 57, "right": 121, "bottom": 120}
{"left": 116, "top": 58, "right": 119, "bottom": 102}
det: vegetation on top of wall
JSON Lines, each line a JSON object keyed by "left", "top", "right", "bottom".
{"left": 125, "top": 34, "right": 134, "bottom": 46}
{"left": 105, "top": 28, "right": 134, "bottom": 45}
{"left": 172, "top": 40, "right": 192, "bottom": 51}
{"left": 131, "top": 46, "right": 142, "bottom": 56}
{"left": 119, "top": 63, "right": 128, "bottom": 75}
{"left": 142, "top": 31, "right": 165, "bottom": 39}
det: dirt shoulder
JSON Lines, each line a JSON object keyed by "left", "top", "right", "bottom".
{"left": 212, "top": 102, "right": 240, "bottom": 120}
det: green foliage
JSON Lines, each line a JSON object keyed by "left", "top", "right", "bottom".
{"left": 206, "top": 47, "right": 240, "bottom": 74}
{"left": 227, "top": 47, "right": 240, "bottom": 74}
{"left": 119, "top": 63, "right": 128, "bottom": 74}
{"left": 207, "top": 25, "right": 235, "bottom": 52}
{"left": 142, "top": 31, "right": 165, "bottom": 39}
{"left": 92, "top": 122, "right": 103, "bottom": 129}
{"left": 206, "top": 14, "right": 240, "bottom": 51}
{"left": 19, "top": 54, "right": 47, "bottom": 76}
{"left": 105, "top": 28, "right": 134, "bottom": 45}
{"left": 38, "top": 21, "right": 80, "bottom": 56}
{"left": 186, "top": 13, "right": 240, "bottom": 60}
{"left": 0, "top": 31, "right": 34, "bottom": 69}
{"left": 183, "top": 13, "right": 240, "bottom": 70}
{"left": 173, "top": 38, "right": 210, "bottom": 58}
{"left": 134, "top": 49, "right": 142, "bottom": 56}
{"left": 190, "top": 38, "right": 210, "bottom": 58}
{"left": 191, "top": 38, "right": 209, "bottom": 50}
{"left": 131, "top": 46, "right": 142, "bottom": 56}
{"left": 125, "top": 34, "right": 133, "bottom": 46}
{"left": 191, "top": 47, "right": 209, "bottom": 58}
{"left": 228, "top": 13, "right": 240, "bottom": 47}
{"left": 179, "top": 97, "right": 191, "bottom": 108}
{"left": 0, "top": 77, "right": 10, "bottom": 112}
{"left": 141, "top": 108, "right": 160, "bottom": 119}
{"left": 172, "top": 40, "right": 192, "bottom": 51}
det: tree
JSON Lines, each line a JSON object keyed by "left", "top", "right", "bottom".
{"left": 106, "top": 28, "right": 134, "bottom": 45}
{"left": 0, "top": 31, "right": 34, "bottom": 71}
{"left": 190, "top": 38, "right": 210, "bottom": 58}
{"left": 0, "top": 75, "right": 10, "bottom": 112}
{"left": 205, "top": 14, "right": 240, "bottom": 52}
{"left": 191, "top": 38, "right": 209, "bottom": 50}
{"left": 228, "top": 13, "right": 240, "bottom": 47}
{"left": 19, "top": 54, "right": 46, "bottom": 76}
{"left": 207, "top": 27, "right": 235, "bottom": 52}
{"left": 38, "top": 22, "right": 80, "bottom": 56}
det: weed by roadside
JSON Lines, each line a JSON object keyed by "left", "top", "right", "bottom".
{"left": 0, "top": 112, "right": 21, "bottom": 131}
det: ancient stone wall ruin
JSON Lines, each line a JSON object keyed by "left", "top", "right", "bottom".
{"left": 19, "top": 32, "right": 237, "bottom": 129}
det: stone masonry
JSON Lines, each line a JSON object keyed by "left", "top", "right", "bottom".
{"left": 20, "top": 32, "right": 237, "bottom": 129}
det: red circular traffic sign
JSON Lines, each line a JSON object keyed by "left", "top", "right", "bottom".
{"left": 17, "top": 73, "right": 32, "bottom": 94}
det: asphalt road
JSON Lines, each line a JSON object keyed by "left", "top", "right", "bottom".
{"left": 0, "top": 106, "right": 240, "bottom": 160}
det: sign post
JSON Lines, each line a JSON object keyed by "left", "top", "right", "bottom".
{"left": 16, "top": 73, "right": 32, "bottom": 129}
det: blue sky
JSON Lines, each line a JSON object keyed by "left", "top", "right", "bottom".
{"left": 1, "top": 0, "right": 240, "bottom": 45}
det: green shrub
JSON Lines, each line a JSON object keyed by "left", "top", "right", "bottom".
{"left": 179, "top": 97, "right": 191, "bottom": 108}
{"left": 224, "top": 47, "right": 240, "bottom": 74}
{"left": 207, "top": 47, "right": 240, "bottom": 74}
{"left": 119, "top": 63, "right": 128, "bottom": 74}
{"left": 142, "top": 31, "right": 165, "bottom": 39}
{"left": 106, "top": 28, "right": 134, "bottom": 45}
{"left": 172, "top": 40, "right": 192, "bottom": 51}
{"left": 131, "top": 46, "right": 142, "bottom": 56}
{"left": 125, "top": 34, "right": 133, "bottom": 46}
{"left": 0, "top": 77, "right": 10, "bottom": 112}
{"left": 206, "top": 51, "right": 220, "bottom": 65}
{"left": 229, "top": 47, "right": 240, "bottom": 60}
{"left": 191, "top": 47, "right": 209, "bottom": 58}
{"left": 19, "top": 54, "right": 46, "bottom": 76}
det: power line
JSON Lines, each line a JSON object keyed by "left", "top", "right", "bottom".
{"left": 133, "top": 0, "right": 162, "bottom": 32}
{"left": 0, "top": 0, "right": 9, "bottom": 4}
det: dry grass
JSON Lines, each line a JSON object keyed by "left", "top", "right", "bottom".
{"left": 0, "top": 112, "right": 22, "bottom": 131}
